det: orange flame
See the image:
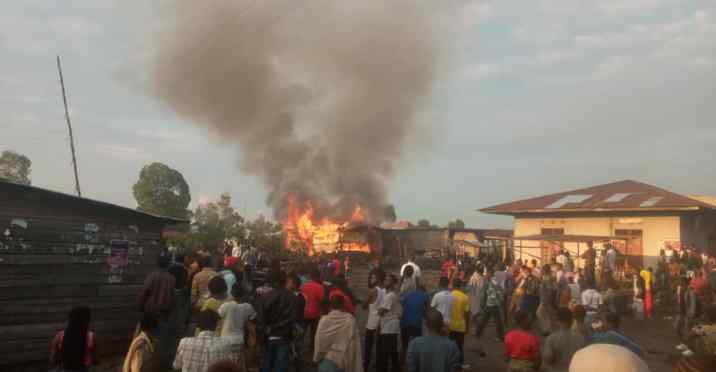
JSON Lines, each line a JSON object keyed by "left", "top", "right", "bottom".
{"left": 282, "top": 193, "right": 370, "bottom": 255}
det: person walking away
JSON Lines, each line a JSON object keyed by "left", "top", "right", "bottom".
{"left": 399, "top": 265, "right": 417, "bottom": 299}
{"left": 173, "top": 310, "right": 234, "bottom": 372}
{"left": 137, "top": 254, "right": 176, "bottom": 366}
{"left": 431, "top": 276, "right": 454, "bottom": 328}
{"left": 475, "top": 268, "right": 506, "bottom": 341}
{"left": 537, "top": 264, "right": 558, "bottom": 335}
{"left": 199, "top": 276, "right": 229, "bottom": 336}
{"left": 219, "top": 256, "right": 243, "bottom": 298}
{"left": 690, "top": 270, "right": 710, "bottom": 316}
{"left": 448, "top": 279, "right": 471, "bottom": 368}
{"left": 542, "top": 308, "right": 586, "bottom": 372}
{"left": 568, "top": 344, "right": 651, "bottom": 372}
{"left": 602, "top": 279, "right": 619, "bottom": 315}
{"left": 405, "top": 309, "right": 461, "bottom": 372}
{"left": 466, "top": 266, "right": 485, "bottom": 331}
{"left": 377, "top": 273, "right": 401, "bottom": 372}
{"left": 192, "top": 255, "right": 218, "bottom": 310}
{"left": 581, "top": 243, "right": 597, "bottom": 288}
{"left": 639, "top": 267, "right": 654, "bottom": 319}
{"left": 567, "top": 277, "right": 581, "bottom": 310}
{"left": 166, "top": 258, "right": 192, "bottom": 364}
{"left": 519, "top": 267, "right": 540, "bottom": 327}
{"left": 588, "top": 312, "right": 644, "bottom": 357}
{"left": 401, "top": 255, "right": 422, "bottom": 284}
{"left": 123, "top": 313, "right": 161, "bottom": 372}
{"left": 400, "top": 285, "right": 430, "bottom": 362}
{"left": 202, "top": 276, "right": 229, "bottom": 312}
{"left": 580, "top": 283, "right": 603, "bottom": 328}
{"left": 218, "top": 284, "right": 257, "bottom": 370}
{"left": 571, "top": 305, "right": 588, "bottom": 337}
{"left": 674, "top": 277, "right": 690, "bottom": 338}
{"left": 50, "top": 306, "right": 97, "bottom": 372}
{"left": 258, "top": 270, "right": 296, "bottom": 372}
{"left": 313, "top": 295, "right": 363, "bottom": 372}
{"left": 605, "top": 245, "right": 617, "bottom": 275}
{"left": 363, "top": 270, "right": 385, "bottom": 371}
{"left": 302, "top": 269, "right": 326, "bottom": 352}
{"left": 287, "top": 274, "right": 307, "bottom": 372}
{"left": 504, "top": 310, "right": 541, "bottom": 372}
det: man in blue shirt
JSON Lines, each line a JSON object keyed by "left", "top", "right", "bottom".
{"left": 406, "top": 308, "right": 461, "bottom": 372}
{"left": 401, "top": 285, "right": 430, "bottom": 361}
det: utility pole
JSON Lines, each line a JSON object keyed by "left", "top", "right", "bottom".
{"left": 56, "top": 55, "right": 82, "bottom": 197}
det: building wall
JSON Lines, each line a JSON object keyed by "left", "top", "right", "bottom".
{"left": 513, "top": 214, "right": 681, "bottom": 269}
{"left": 680, "top": 210, "right": 716, "bottom": 254}
{"left": 0, "top": 190, "right": 166, "bottom": 369}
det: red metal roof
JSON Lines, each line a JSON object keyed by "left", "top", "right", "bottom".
{"left": 480, "top": 180, "right": 716, "bottom": 215}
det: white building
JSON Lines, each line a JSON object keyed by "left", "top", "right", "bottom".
{"left": 481, "top": 180, "right": 716, "bottom": 269}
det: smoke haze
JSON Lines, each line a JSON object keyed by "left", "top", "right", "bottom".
{"left": 152, "top": 0, "right": 460, "bottom": 221}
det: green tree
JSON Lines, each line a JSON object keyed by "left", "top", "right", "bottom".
{"left": 417, "top": 219, "right": 431, "bottom": 229}
{"left": 191, "top": 193, "right": 246, "bottom": 251}
{"left": 246, "top": 214, "right": 283, "bottom": 255}
{"left": 448, "top": 219, "right": 466, "bottom": 229}
{"left": 133, "top": 162, "right": 191, "bottom": 219}
{"left": 0, "top": 150, "right": 32, "bottom": 185}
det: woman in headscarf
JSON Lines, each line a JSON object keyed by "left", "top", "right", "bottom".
{"left": 50, "top": 306, "right": 97, "bottom": 372}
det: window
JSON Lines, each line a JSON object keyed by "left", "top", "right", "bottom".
{"left": 640, "top": 196, "right": 663, "bottom": 207}
{"left": 545, "top": 194, "right": 592, "bottom": 209}
{"left": 604, "top": 193, "right": 632, "bottom": 203}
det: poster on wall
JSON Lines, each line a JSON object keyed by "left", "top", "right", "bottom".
{"left": 108, "top": 239, "right": 129, "bottom": 283}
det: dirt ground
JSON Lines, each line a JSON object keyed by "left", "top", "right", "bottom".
{"left": 353, "top": 306, "right": 681, "bottom": 372}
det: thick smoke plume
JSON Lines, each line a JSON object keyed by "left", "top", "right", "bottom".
{"left": 153, "top": 0, "right": 458, "bottom": 222}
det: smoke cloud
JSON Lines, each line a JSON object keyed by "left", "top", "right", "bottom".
{"left": 152, "top": 0, "right": 460, "bottom": 222}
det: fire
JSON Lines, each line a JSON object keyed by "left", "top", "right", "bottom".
{"left": 283, "top": 194, "right": 371, "bottom": 255}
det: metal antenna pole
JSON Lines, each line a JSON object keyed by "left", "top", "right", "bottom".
{"left": 56, "top": 55, "right": 82, "bottom": 197}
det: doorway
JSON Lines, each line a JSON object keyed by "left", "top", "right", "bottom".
{"left": 614, "top": 229, "right": 643, "bottom": 271}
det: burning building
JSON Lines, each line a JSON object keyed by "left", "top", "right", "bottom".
{"left": 149, "top": 1, "right": 468, "bottom": 245}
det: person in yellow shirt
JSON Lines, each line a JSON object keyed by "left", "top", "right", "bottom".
{"left": 449, "top": 278, "right": 470, "bottom": 368}
{"left": 639, "top": 267, "right": 653, "bottom": 319}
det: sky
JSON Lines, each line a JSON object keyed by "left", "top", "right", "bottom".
{"left": 1, "top": 1, "right": 715, "bottom": 229}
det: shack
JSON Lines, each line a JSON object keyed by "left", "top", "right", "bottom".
{"left": 0, "top": 180, "right": 184, "bottom": 369}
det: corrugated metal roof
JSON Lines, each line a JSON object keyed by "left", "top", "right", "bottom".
{"left": 480, "top": 180, "right": 716, "bottom": 215}
{"left": 0, "top": 179, "right": 187, "bottom": 223}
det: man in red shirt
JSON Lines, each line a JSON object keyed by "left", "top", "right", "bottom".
{"left": 301, "top": 269, "right": 325, "bottom": 351}
{"left": 690, "top": 269, "right": 710, "bottom": 300}
{"left": 504, "top": 310, "right": 541, "bottom": 371}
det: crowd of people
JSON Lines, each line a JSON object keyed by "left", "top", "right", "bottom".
{"left": 46, "top": 243, "right": 716, "bottom": 372}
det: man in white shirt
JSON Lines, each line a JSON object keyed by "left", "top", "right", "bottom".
{"left": 664, "top": 245, "right": 675, "bottom": 264}
{"left": 580, "top": 283, "right": 603, "bottom": 327}
{"left": 605, "top": 245, "right": 617, "bottom": 273}
{"left": 364, "top": 271, "right": 385, "bottom": 370}
{"left": 430, "top": 276, "right": 453, "bottom": 325}
{"left": 218, "top": 285, "right": 257, "bottom": 361}
{"left": 401, "top": 255, "right": 421, "bottom": 282}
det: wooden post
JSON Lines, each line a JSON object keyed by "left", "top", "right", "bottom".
{"left": 56, "top": 55, "right": 82, "bottom": 197}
